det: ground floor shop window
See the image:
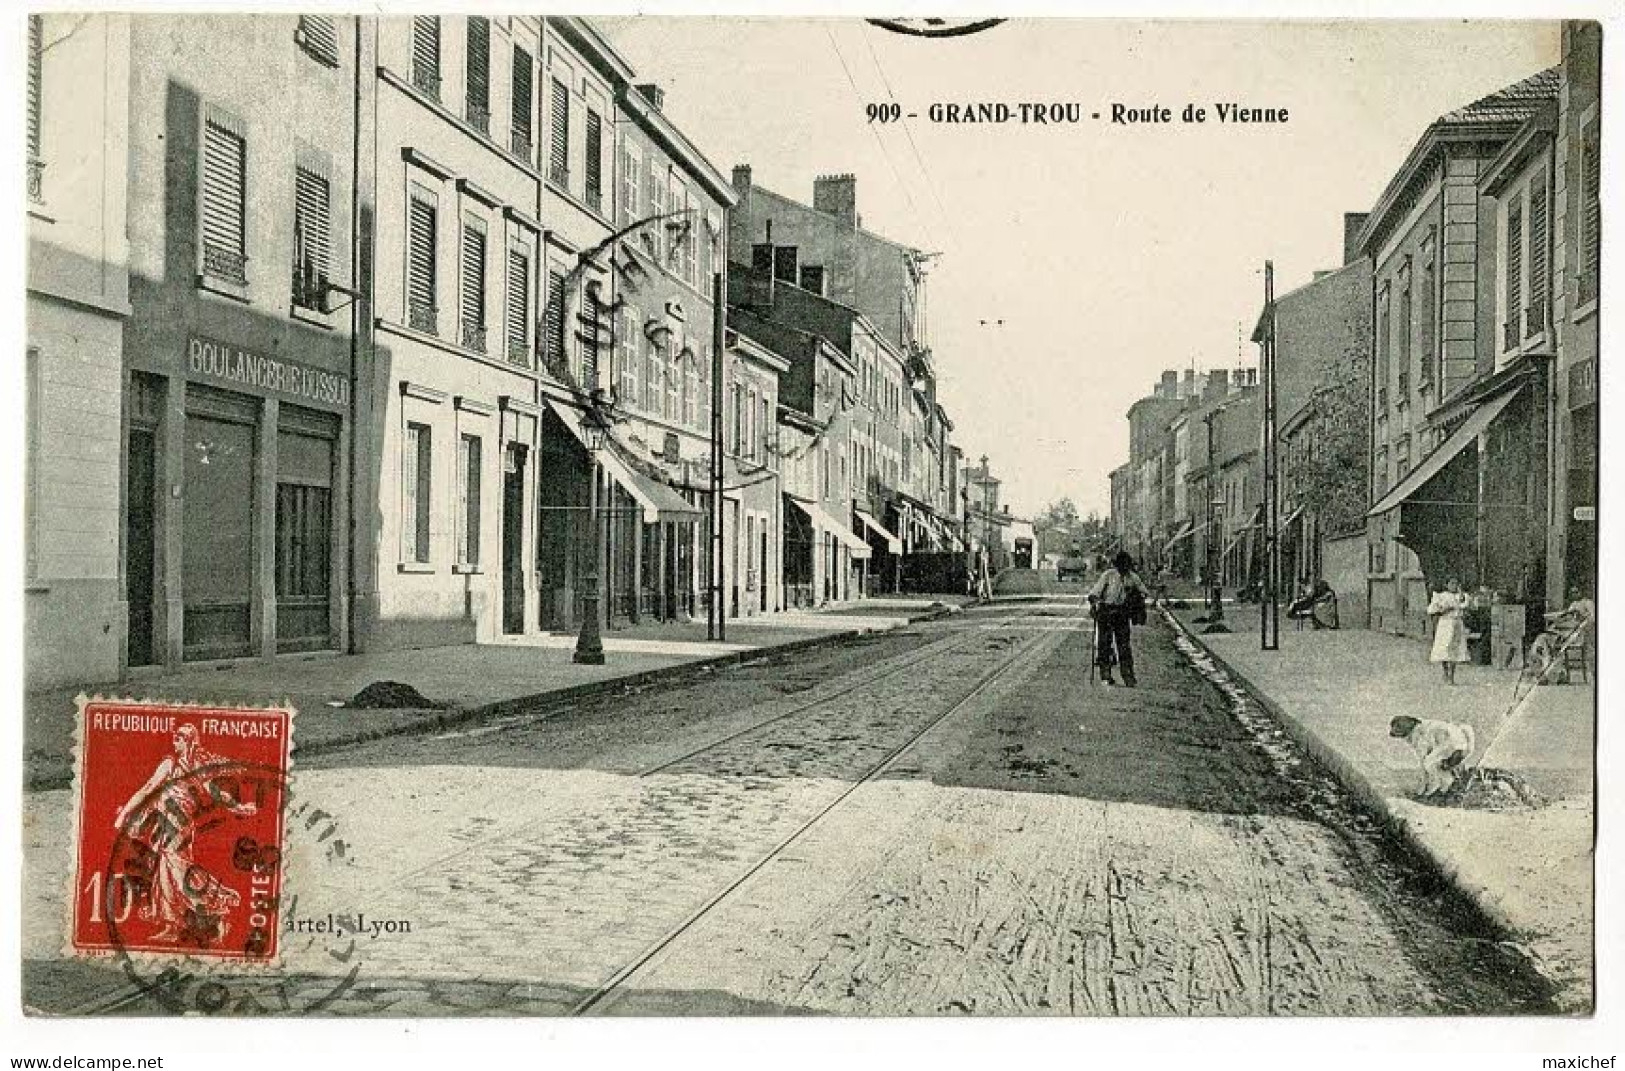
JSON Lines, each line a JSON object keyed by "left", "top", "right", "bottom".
{"left": 182, "top": 402, "right": 256, "bottom": 661}
{"left": 458, "top": 434, "right": 482, "bottom": 568}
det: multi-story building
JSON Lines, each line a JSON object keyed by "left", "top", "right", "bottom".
{"left": 105, "top": 15, "right": 363, "bottom": 671}
{"left": 1360, "top": 67, "right": 1560, "bottom": 639}
{"left": 1546, "top": 21, "right": 1601, "bottom": 605}
{"left": 728, "top": 167, "right": 958, "bottom": 572}
{"left": 1252, "top": 229, "right": 1373, "bottom": 619}
{"left": 721, "top": 331, "right": 788, "bottom": 618}
{"left": 365, "top": 16, "right": 734, "bottom": 649}
{"left": 25, "top": 14, "right": 132, "bottom": 686}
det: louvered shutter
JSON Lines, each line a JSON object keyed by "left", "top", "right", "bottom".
{"left": 293, "top": 163, "right": 331, "bottom": 307}
{"left": 506, "top": 247, "right": 529, "bottom": 362}
{"left": 407, "top": 191, "right": 438, "bottom": 327}
{"left": 403, "top": 425, "right": 422, "bottom": 562}
{"left": 27, "top": 15, "right": 42, "bottom": 160}
{"left": 549, "top": 78, "right": 569, "bottom": 184}
{"left": 585, "top": 108, "right": 603, "bottom": 209}
{"left": 1506, "top": 201, "right": 1522, "bottom": 330}
{"left": 297, "top": 15, "right": 340, "bottom": 67}
{"left": 461, "top": 220, "right": 487, "bottom": 347}
{"left": 412, "top": 16, "right": 440, "bottom": 95}
{"left": 1529, "top": 179, "right": 1548, "bottom": 312}
{"left": 1583, "top": 123, "right": 1600, "bottom": 291}
{"left": 467, "top": 17, "right": 490, "bottom": 109}
{"left": 202, "top": 115, "right": 247, "bottom": 272}
{"left": 511, "top": 46, "right": 533, "bottom": 153}
{"left": 545, "top": 269, "right": 566, "bottom": 364}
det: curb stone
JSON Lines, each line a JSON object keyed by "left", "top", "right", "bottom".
{"left": 1163, "top": 611, "right": 1567, "bottom": 1001}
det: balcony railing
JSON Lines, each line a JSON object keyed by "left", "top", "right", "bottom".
{"left": 291, "top": 264, "right": 328, "bottom": 312}
{"left": 548, "top": 164, "right": 569, "bottom": 189}
{"left": 1524, "top": 303, "right": 1546, "bottom": 338}
{"left": 26, "top": 157, "right": 43, "bottom": 204}
{"left": 407, "top": 299, "right": 437, "bottom": 335}
{"left": 510, "top": 129, "right": 532, "bottom": 161}
{"left": 585, "top": 182, "right": 602, "bottom": 215}
{"left": 507, "top": 338, "right": 530, "bottom": 366}
{"left": 202, "top": 244, "right": 249, "bottom": 286}
{"left": 412, "top": 66, "right": 441, "bottom": 101}
{"left": 1578, "top": 271, "right": 1598, "bottom": 307}
{"left": 1503, "top": 317, "right": 1521, "bottom": 352}
{"left": 460, "top": 321, "right": 487, "bottom": 353}
{"left": 465, "top": 100, "right": 490, "bottom": 137}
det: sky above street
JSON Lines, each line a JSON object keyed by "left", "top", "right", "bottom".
{"left": 599, "top": 18, "right": 1558, "bottom": 518}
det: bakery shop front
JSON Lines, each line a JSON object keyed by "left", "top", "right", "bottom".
{"left": 124, "top": 335, "right": 351, "bottom": 669}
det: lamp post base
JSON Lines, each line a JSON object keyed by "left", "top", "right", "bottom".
{"left": 574, "top": 572, "right": 606, "bottom": 665}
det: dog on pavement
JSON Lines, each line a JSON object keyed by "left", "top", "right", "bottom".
{"left": 1389, "top": 716, "right": 1477, "bottom": 797}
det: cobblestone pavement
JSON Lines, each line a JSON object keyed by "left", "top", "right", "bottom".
{"left": 22, "top": 599, "right": 1553, "bottom": 1016}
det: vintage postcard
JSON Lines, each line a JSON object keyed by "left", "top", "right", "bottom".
{"left": 11, "top": 6, "right": 1611, "bottom": 1061}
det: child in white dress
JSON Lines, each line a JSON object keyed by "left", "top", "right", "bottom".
{"left": 1427, "top": 577, "right": 1471, "bottom": 684}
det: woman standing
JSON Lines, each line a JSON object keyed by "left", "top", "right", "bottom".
{"left": 1427, "top": 577, "right": 1471, "bottom": 684}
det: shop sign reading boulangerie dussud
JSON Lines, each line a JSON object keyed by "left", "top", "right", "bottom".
{"left": 187, "top": 335, "right": 351, "bottom": 410}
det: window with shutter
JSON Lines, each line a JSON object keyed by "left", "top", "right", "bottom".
{"left": 406, "top": 186, "right": 438, "bottom": 334}
{"left": 1397, "top": 277, "right": 1411, "bottom": 395}
{"left": 201, "top": 111, "right": 248, "bottom": 285}
{"left": 1580, "top": 120, "right": 1600, "bottom": 304}
{"left": 665, "top": 339, "right": 679, "bottom": 421}
{"left": 645, "top": 161, "right": 664, "bottom": 258}
{"left": 27, "top": 15, "right": 42, "bottom": 202}
{"left": 411, "top": 16, "right": 440, "bottom": 99}
{"left": 296, "top": 15, "right": 340, "bottom": 67}
{"left": 458, "top": 434, "right": 481, "bottom": 567}
{"left": 506, "top": 246, "right": 530, "bottom": 365}
{"left": 292, "top": 157, "right": 332, "bottom": 311}
{"left": 548, "top": 77, "right": 570, "bottom": 187}
{"left": 585, "top": 109, "right": 603, "bottom": 212}
{"left": 544, "top": 269, "right": 567, "bottom": 373}
{"left": 404, "top": 422, "right": 432, "bottom": 564}
{"left": 620, "top": 306, "right": 640, "bottom": 406}
{"left": 511, "top": 45, "right": 533, "bottom": 160}
{"left": 460, "top": 217, "right": 487, "bottom": 352}
{"left": 644, "top": 330, "right": 661, "bottom": 412}
{"left": 619, "top": 142, "right": 640, "bottom": 226}
{"left": 1419, "top": 258, "right": 1437, "bottom": 385}
{"left": 1528, "top": 178, "right": 1548, "bottom": 336}
{"left": 1505, "top": 200, "right": 1522, "bottom": 351}
{"left": 465, "top": 17, "right": 490, "bottom": 135}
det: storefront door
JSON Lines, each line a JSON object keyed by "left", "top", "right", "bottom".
{"left": 182, "top": 397, "right": 256, "bottom": 661}
{"left": 502, "top": 443, "right": 526, "bottom": 634}
{"left": 125, "top": 425, "right": 158, "bottom": 667}
{"left": 274, "top": 418, "right": 336, "bottom": 653}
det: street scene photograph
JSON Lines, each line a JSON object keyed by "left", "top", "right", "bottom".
{"left": 8, "top": 7, "right": 1613, "bottom": 1057}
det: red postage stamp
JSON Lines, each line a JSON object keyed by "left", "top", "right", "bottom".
{"left": 69, "top": 698, "right": 294, "bottom": 962}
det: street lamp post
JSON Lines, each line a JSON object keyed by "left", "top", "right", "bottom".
{"left": 574, "top": 394, "right": 612, "bottom": 666}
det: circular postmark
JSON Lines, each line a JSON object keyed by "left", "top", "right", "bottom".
{"left": 97, "top": 760, "right": 364, "bottom": 1015}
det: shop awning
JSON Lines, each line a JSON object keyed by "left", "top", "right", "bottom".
{"left": 854, "top": 509, "right": 903, "bottom": 554}
{"left": 1367, "top": 387, "right": 1520, "bottom": 517}
{"left": 786, "top": 495, "right": 872, "bottom": 559}
{"left": 547, "top": 399, "right": 702, "bottom": 525}
{"left": 1163, "top": 520, "right": 1196, "bottom": 553}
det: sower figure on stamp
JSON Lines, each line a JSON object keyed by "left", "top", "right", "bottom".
{"left": 1089, "top": 551, "right": 1149, "bottom": 687}
{"left": 114, "top": 724, "right": 257, "bottom": 944}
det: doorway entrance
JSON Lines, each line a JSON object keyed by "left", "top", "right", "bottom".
{"left": 502, "top": 442, "right": 527, "bottom": 634}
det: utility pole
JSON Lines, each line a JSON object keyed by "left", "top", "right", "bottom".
{"left": 1262, "top": 261, "right": 1280, "bottom": 651}
{"left": 710, "top": 269, "right": 726, "bottom": 642}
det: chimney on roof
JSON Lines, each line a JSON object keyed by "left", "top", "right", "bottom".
{"left": 1155, "top": 370, "right": 1178, "bottom": 399}
{"left": 1343, "top": 212, "right": 1369, "bottom": 265}
{"left": 814, "top": 173, "right": 858, "bottom": 229}
{"left": 636, "top": 83, "right": 665, "bottom": 111}
{"left": 1203, "top": 369, "right": 1230, "bottom": 402}
{"left": 1181, "top": 369, "right": 1196, "bottom": 398}
{"left": 732, "top": 164, "right": 752, "bottom": 195}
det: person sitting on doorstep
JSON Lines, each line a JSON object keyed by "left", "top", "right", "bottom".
{"left": 1529, "top": 586, "right": 1595, "bottom": 684}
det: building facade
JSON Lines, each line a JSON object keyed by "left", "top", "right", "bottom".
{"left": 1360, "top": 67, "right": 1560, "bottom": 639}
{"left": 25, "top": 14, "right": 133, "bottom": 687}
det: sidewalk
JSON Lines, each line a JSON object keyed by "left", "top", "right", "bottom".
{"left": 24, "top": 599, "right": 961, "bottom": 792}
{"left": 1172, "top": 604, "right": 1594, "bottom": 1010}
